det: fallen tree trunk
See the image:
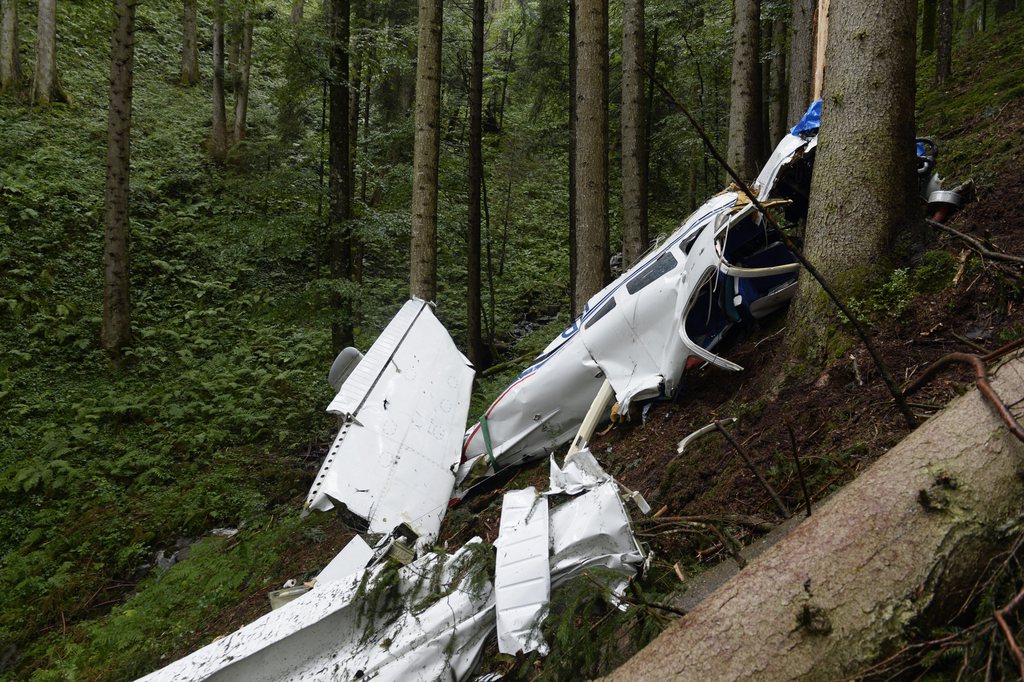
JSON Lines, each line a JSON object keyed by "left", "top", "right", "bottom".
{"left": 608, "top": 355, "right": 1024, "bottom": 681}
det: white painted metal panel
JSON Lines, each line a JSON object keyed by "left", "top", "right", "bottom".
{"left": 548, "top": 449, "right": 611, "bottom": 496}
{"left": 315, "top": 536, "right": 373, "bottom": 586}
{"left": 138, "top": 540, "right": 495, "bottom": 682}
{"left": 494, "top": 487, "right": 550, "bottom": 655}
{"left": 306, "top": 300, "right": 475, "bottom": 546}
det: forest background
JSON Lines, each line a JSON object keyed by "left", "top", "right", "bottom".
{"left": 0, "top": 0, "right": 1021, "bottom": 678}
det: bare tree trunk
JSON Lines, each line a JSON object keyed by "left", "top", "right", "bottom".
{"left": 233, "top": 9, "right": 252, "bottom": 142}
{"left": 180, "top": 0, "right": 199, "bottom": 85}
{"left": 409, "top": 0, "right": 442, "bottom": 301}
{"left": 769, "top": 19, "right": 788, "bottom": 144}
{"left": 787, "top": 0, "right": 917, "bottom": 360}
{"left": 921, "top": 0, "right": 938, "bottom": 53}
{"left": 936, "top": 0, "right": 954, "bottom": 85}
{"left": 227, "top": 19, "right": 240, "bottom": 92}
{"left": 610, "top": 357, "right": 1024, "bottom": 681}
{"left": 467, "top": 0, "right": 487, "bottom": 368}
{"left": 329, "top": 0, "right": 353, "bottom": 351}
{"left": 102, "top": 0, "right": 136, "bottom": 364}
{"left": 291, "top": 0, "right": 304, "bottom": 23}
{"left": 568, "top": 0, "right": 577, "bottom": 313}
{"left": 31, "top": 0, "right": 66, "bottom": 105}
{"left": 726, "top": 0, "right": 763, "bottom": 181}
{"left": 1, "top": 0, "right": 21, "bottom": 90}
{"left": 621, "top": 0, "right": 648, "bottom": 269}
{"left": 787, "top": 0, "right": 814, "bottom": 123}
{"left": 210, "top": 0, "right": 228, "bottom": 161}
{"left": 573, "top": 0, "right": 610, "bottom": 314}
{"left": 994, "top": 0, "right": 1015, "bottom": 18}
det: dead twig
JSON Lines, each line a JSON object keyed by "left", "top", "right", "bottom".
{"left": 786, "top": 423, "right": 812, "bottom": 517}
{"left": 951, "top": 331, "right": 990, "bottom": 354}
{"left": 926, "top": 218, "right": 1024, "bottom": 267}
{"left": 715, "top": 420, "right": 792, "bottom": 519}
{"left": 903, "top": 352, "right": 1024, "bottom": 443}
{"left": 653, "top": 77, "right": 919, "bottom": 429}
{"left": 994, "top": 583, "right": 1024, "bottom": 680}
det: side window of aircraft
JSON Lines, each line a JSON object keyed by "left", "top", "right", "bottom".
{"left": 584, "top": 297, "right": 617, "bottom": 329}
{"left": 626, "top": 251, "right": 678, "bottom": 295}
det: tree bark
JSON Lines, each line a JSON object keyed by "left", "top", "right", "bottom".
{"left": 994, "top": 0, "right": 1015, "bottom": 18}
{"left": 467, "top": 0, "right": 487, "bottom": 368}
{"left": 608, "top": 356, "right": 1024, "bottom": 681}
{"left": 180, "top": 0, "right": 199, "bottom": 85}
{"left": 788, "top": 0, "right": 815, "bottom": 127}
{"left": 31, "top": 0, "right": 66, "bottom": 105}
{"left": 726, "top": 0, "right": 763, "bottom": 181}
{"left": 102, "top": 0, "right": 136, "bottom": 364}
{"left": 769, "top": 19, "right": 788, "bottom": 144}
{"left": 786, "top": 0, "right": 917, "bottom": 360}
{"left": 291, "top": 0, "right": 305, "bottom": 23}
{"left": 1, "top": 0, "right": 21, "bottom": 90}
{"left": 210, "top": 0, "right": 228, "bottom": 161}
{"left": 568, "top": 0, "right": 577, "bottom": 313}
{"left": 409, "top": 0, "right": 442, "bottom": 301}
{"left": 328, "top": 0, "right": 353, "bottom": 351}
{"left": 621, "top": 0, "right": 648, "bottom": 269}
{"left": 936, "top": 0, "right": 954, "bottom": 85}
{"left": 573, "top": 0, "right": 610, "bottom": 314}
{"left": 921, "top": 0, "right": 937, "bottom": 54}
{"left": 233, "top": 9, "right": 252, "bottom": 142}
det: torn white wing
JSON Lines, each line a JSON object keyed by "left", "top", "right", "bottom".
{"left": 305, "top": 299, "right": 475, "bottom": 545}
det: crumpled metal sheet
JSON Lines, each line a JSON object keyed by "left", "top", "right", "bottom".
{"left": 138, "top": 539, "right": 495, "bottom": 682}
{"left": 547, "top": 449, "right": 611, "bottom": 496}
{"left": 305, "top": 299, "right": 475, "bottom": 546}
{"left": 494, "top": 488, "right": 550, "bottom": 655}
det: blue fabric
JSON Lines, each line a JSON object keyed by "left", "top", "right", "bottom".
{"left": 916, "top": 141, "right": 927, "bottom": 158}
{"left": 790, "top": 100, "right": 822, "bottom": 136}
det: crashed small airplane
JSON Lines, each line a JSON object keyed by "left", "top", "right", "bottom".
{"left": 140, "top": 102, "right": 966, "bottom": 682}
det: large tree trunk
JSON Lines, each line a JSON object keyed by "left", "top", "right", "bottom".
{"left": 409, "top": 0, "right": 442, "bottom": 301}
{"left": 573, "top": 0, "right": 610, "bottom": 314}
{"left": 921, "top": 0, "right": 937, "bottom": 54}
{"left": 936, "top": 0, "right": 954, "bottom": 85}
{"left": 1, "top": 0, "right": 21, "bottom": 90}
{"left": 620, "top": 0, "right": 648, "bottom": 269}
{"left": 180, "top": 0, "right": 199, "bottom": 85}
{"left": 210, "top": 0, "right": 228, "bottom": 161}
{"left": 291, "top": 0, "right": 304, "bottom": 23}
{"left": 609, "top": 356, "right": 1024, "bottom": 681}
{"left": 769, "top": 19, "right": 788, "bottom": 144}
{"left": 467, "top": 0, "right": 487, "bottom": 368}
{"left": 568, "top": 0, "right": 577, "bottom": 313}
{"left": 787, "top": 0, "right": 815, "bottom": 126}
{"left": 31, "top": 0, "right": 66, "bottom": 105}
{"left": 328, "top": 0, "right": 353, "bottom": 351}
{"left": 233, "top": 9, "right": 252, "bottom": 142}
{"left": 786, "top": 0, "right": 917, "bottom": 360}
{"left": 726, "top": 0, "right": 763, "bottom": 181}
{"left": 102, "top": 0, "right": 136, "bottom": 364}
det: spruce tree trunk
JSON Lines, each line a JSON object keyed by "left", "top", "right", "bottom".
{"left": 210, "top": 0, "right": 228, "bottom": 161}
{"left": 573, "top": 0, "right": 610, "bottom": 314}
{"left": 467, "top": 0, "right": 487, "bottom": 368}
{"left": 328, "top": 0, "right": 353, "bottom": 351}
{"left": 180, "top": 0, "right": 199, "bottom": 85}
{"left": 409, "top": 0, "right": 442, "bottom": 301}
{"left": 102, "top": 0, "right": 136, "bottom": 364}
{"left": 726, "top": 0, "right": 763, "bottom": 181}
{"left": 609, "top": 356, "right": 1024, "bottom": 681}
{"left": 31, "top": 0, "right": 66, "bottom": 105}
{"left": 233, "top": 9, "right": 252, "bottom": 142}
{"left": 769, "top": 19, "right": 788, "bottom": 144}
{"left": 568, "top": 0, "right": 578, "bottom": 313}
{"left": 1, "top": 0, "right": 21, "bottom": 90}
{"left": 291, "top": 0, "right": 304, "bottom": 23}
{"left": 936, "top": 0, "right": 954, "bottom": 85}
{"left": 921, "top": 0, "right": 938, "bottom": 54}
{"left": 786, "top": 0, "right": 917, "bottom": 360}
{"left": 621, "top": 0, "right": 648, "bottom": 269}
{"left": 787, "top": 0, "right": 815, "bottom": 124}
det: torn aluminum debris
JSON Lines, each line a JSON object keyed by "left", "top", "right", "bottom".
{"left": 494, "top": 487, "right": 550, "bottom": 655}
{"left": 457, "top": 134, "right": 812, "bottom": 495}
{"left": 138, "top": 539, "right": 495, "bottom": 682}
{"left": 305, "top": 298, "right": 475, "bottom": 547}
{"left": 314, "top": 535, "right": 374, "bottom": 586}
{"left": 547, "top": 449, "right": 611, "bottom": 496}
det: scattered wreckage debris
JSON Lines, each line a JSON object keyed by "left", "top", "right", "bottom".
{"left": 144, "top": 102, "right": 972, "bottom": 681}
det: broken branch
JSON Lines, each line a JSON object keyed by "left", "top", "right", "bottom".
{"left": 926, "top": 219, "right": 1024, "bottom": 267}
{"left": 714, "top": 420, "right": 792, "bottom": 519}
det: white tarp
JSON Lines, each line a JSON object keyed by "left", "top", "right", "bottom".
{"left": 305, "top": 299, "right": 475, "bottom": 546}
{"left": 494, "top": 488, "right": 550, "bottom": 655}
{"left": 138, "top": 540, "right": 495, "bottom": 682}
